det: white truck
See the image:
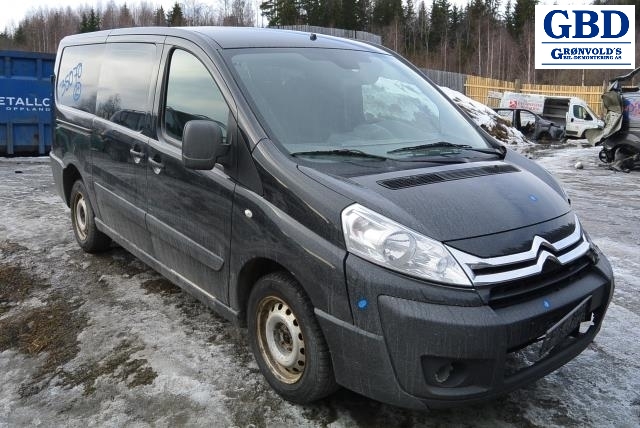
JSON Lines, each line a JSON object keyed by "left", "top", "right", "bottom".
{"left": 500, "top": 92, "right": 604, "bottom": 138}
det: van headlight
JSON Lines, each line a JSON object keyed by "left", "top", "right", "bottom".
{"left": 341, "top": 204, "right": 471, "bottom": 286}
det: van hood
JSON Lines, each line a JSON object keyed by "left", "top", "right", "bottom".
{"left": 299, "top": 158, "right": 571, "bottom": 243}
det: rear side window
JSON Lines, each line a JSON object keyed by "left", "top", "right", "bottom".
{"left": 96, "top": 43, "right": 158, "bottom": 132}
{"left": 164, "top": 49, "right": 229, "bottom": 142}
{"left": 57, "top": 44, "right": 103, "bottom": 113}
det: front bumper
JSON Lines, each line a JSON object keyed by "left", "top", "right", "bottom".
{"left": 317, "top": 252, "right": 614, "bottom": 410}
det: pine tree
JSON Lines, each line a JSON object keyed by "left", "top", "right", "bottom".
{"left": 88, "top": 8, "right": 101, "bottom": 31}
{"left": 342, "top": 0, "right": 359, "bottom": 30}
{"left": 167, "top": 2, "right": 185, "bottom": 27}
{"left": 260, "top": 0, "right": 299, "bottom": 26}
{"left": 372, "top": 0, "right": 403, "bottom": 27}
{"left": 417, "top": 1, "right": 427, "bottom": 47}
{"left": 80, "top": 9, "right": 101, "bottom": 33}
{"left": 354, "top": 0, "right": 371, "bottom": 30}
{"left": 428, "top": 0, "right": 449, "bottom": 48}
{"left": 120, "top": 3, "right": 135, "bottom": 27}
{"left": 404, "top": 0, "right": 416, "bottom": 53}
{"left": 510, "top": 0, "right": 537, "bottom": 39}
{"left": 154, "top": 7, "right": 167, "bottom": 26}
{"left": 14, "top": 24, "right": 26, "bottom": 45}
{"left": 504, "top": 0, "right": 514, "bottom": 34}
{"left": 300, "top": 0, "right": 324, "bottom": 26}
{"left": 79, "top": 13, "right": 89, "bottom": 33}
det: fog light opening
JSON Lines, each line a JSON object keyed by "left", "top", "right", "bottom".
{"left": 423, "top": 357, "right": 470, "bottom": 388}
{"left": 435, "top": 362, "right": 453, "bottom": 384}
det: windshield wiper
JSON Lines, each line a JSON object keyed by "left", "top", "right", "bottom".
{"left": 388, "top": 142, "right": 506, "bottom": 158}
{"left": 290, "top": 149, "right": 388, "bottom": 161}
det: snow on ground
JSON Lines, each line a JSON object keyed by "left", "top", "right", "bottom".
{"left": 441, "top": 86, "right": 532, "bottom": 146}
{"left": 1, "top": 151, "right": 639, "bottom": 427}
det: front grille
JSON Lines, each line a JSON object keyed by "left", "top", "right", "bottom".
{"left": 472, "top": 238, "right": 586, "bottom": 278}
{"left": 377, "top": 164, "right": 519, "bottom": 189}
{"left": 447, "top": 215, "right": 594, "bottom": 306}
{"left": 488, "top": 255, "right": 593, "bottom": 308}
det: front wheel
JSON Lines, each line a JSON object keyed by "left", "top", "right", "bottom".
{"left": 70, "top": 180, "right": 111, "bottom": 253}
{"left": 247, "top": 272, "right": 337, "bottom": 403}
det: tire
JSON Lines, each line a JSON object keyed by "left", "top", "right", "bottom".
{"left": 247, "top": 272, "right": 338, "bottom": 403}
{"left": 70, "top": 180, "right": 111, "bottom": 253}
{"left": 599, "top": 148, "right": 612, "bottom": 163}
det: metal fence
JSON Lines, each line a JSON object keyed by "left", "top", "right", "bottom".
{"left": 269, "top": 25, "right": 381, "bottom": 44}
{"left": 421, "top": 69, "right": 467, "bottom": 94}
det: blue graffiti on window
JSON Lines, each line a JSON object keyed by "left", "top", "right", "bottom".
{"left": 59, "top": 63, "right": 83, "bottom": 101}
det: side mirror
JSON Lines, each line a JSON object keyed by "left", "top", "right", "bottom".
{"left": 182, "top": 120, "right": 225, "bottom": 170}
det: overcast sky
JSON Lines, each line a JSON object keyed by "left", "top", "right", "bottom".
{"left": 1, "top": 0, "right": 594, "bottom": 34}
{"left": 1, "top": 0, "right": 176, "bottom": 31}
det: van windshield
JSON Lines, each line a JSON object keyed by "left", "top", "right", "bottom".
{"left": 226, "top": 48, "right": 489, "bottom": 160}
{"left": 584, "top": 104, "right": 599, "bottom": 121}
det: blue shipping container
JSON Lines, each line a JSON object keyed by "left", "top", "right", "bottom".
{"left": 0, "top": 50, "right": 55, "bottom": 155}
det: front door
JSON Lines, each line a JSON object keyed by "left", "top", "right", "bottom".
{"left": 565, "top": 103, "right": 593, "bottom": 137}
{"left": 146, "top": 43, "right": 236, "bottom": 301}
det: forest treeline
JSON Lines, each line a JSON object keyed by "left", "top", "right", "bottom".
{"left": 261, "top": 0, "right": 640, "bottom": 85}
{"left": 0, "top": 1, "right": 255, "bottom": 53}
{"left": 0, "top": 0, "right": 638, "bottom": 86}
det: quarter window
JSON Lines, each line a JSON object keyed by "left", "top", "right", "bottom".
{"left": 164, "top": 49, "right": 229, "bottom": 142}
{"left": 57, "top": 44, "right": 104, "bottom": 114}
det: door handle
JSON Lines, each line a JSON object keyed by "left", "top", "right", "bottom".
{"left": 149, "top": 156, "right": 165, "bottom": 174}
{"left": 129, "top": 147, "right": 144, "bottom": 164}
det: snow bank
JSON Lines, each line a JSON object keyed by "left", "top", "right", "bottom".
{"left": 440, "top": 86, "right": 533, "bottom": 146}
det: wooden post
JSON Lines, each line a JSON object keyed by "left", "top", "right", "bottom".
{"left": 514, "top": 79, "right": 521, "bottom": 93}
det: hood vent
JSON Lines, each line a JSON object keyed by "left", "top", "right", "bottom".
{"left": 377, "top": 164, "right": 520, "bottom": 190}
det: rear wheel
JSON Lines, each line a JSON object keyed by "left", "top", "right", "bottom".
{"left": 247, "top": 272, "right": 337, "bottom": 403}
{"left": 70, "top": 180, "right": 111, "bottom": 253}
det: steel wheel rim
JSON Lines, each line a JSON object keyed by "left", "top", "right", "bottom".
{"left": 256, "top": 296, "right": 306, "bottom": 384}
{"left": 74, "top": 194, "right": 88, "bottom": 241}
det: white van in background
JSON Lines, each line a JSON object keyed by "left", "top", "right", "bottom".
{"left": 500, "top": 92, "right": 604, "bottom": 138}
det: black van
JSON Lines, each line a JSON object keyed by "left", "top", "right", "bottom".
{"left": 50, "top": 27, "right": 614, "bottom": 410}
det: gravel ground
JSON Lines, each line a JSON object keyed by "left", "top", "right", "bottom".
{"left": 1, "top": 145, "right": 639, "bottom": 427}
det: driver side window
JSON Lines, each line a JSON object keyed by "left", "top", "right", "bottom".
{"left": 164, "top": 49, "right": 229, "bottom": 142}
{"left": 573, "top": 105, "right": 592, "bottom": 121}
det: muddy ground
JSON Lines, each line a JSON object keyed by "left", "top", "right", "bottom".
{"left": 1, "top": 145, "right": 639, "bottom": 427}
